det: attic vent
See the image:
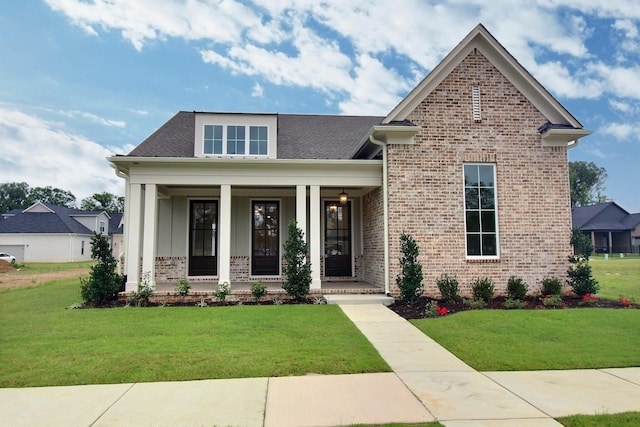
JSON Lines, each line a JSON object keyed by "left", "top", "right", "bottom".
{"left": 472, "top": 84, "right": 481, "bottom": 121}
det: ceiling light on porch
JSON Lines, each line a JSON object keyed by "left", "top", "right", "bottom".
{"left": 339, "top": 188, "right": 348, "bottom": 205}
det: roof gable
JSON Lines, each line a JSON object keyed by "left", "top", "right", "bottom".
{"left": 572, "top": 202, "right": 634, "bottom": 231}
{"left": 384, "top": 24, "right": 583, "bottom": 129}
{"left": 0, "top": 203, "right": 104, "bottom": 235}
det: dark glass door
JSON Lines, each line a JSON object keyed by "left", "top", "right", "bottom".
{"left": 189, "top": 200, "right": 217, "bottom": 276}
{"left": 324, "top": 201, "right": 351, "bottom": 277}
{"left": 252, "top": 201, "right": 279, "bottom": 276}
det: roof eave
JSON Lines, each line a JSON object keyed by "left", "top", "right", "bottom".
{"left": 541, "top": 128, "right": 593, "bottom": 149}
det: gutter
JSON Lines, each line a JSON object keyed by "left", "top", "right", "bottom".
{"left": 368, "top": 133, "right": 391, "bottom": 295}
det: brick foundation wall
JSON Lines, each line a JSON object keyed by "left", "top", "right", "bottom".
{"left": 386, "top": 48, "right": 573, "bottom": 297}
{"left": 155, "top": 256, "right": 187, "bottom": 283}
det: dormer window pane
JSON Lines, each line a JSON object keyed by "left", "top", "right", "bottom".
{"left": 204, "top": 125, "right": 222, "bottom": 154}
{"left": 227, "top": 125, "right": 245, "bottom": 155}
{"left": 250, "top": 126, "right": 268, "bottom": 155}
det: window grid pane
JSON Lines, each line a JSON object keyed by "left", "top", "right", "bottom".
{"left": 249, "top": 126, "right": 268, "bottom": 155}
{"left": 227, "top": 126, "right": 245, "bottom": 155}
{"left": 204, "top": 125, "right": 223, "bottom": 154}
{"left": 464, "top": 164, "right": 497, "bottom": 257}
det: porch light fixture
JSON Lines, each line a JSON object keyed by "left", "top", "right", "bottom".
{"left": 339, "top": 188, "right": 348, "bottom": 205}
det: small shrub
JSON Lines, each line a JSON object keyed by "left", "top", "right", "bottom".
{"left": 250, "top": 281, "right": 267, "bottom": 303}
{"left": 80, "top": 232, "right": 122, "bottom": 305}
{"left": 502, "top": 298, "right": 527, "bottom": 309}
{"left": 273, "top": 298, "right": 283, "bottom": 306}
{"left": 174, "top": 279, "right": 191, "bottom": 296}
{"left": 282, "top": 220, "right": 312, "bottom": 300}
{"left": 619, "top": 295, "right": 632, "bottom": 308}
{"left": 436, "top": 274, "right": 461, "bottom": 303}
{"left": 66, "top": 302, "right": 84, "bottom": 310}
{"left": 424, "top": 300, "right": 439, "bottom": 318}
{"left": 570, "top": 227, "right": 593, "bottom": 259}
{"left": 127, "top": 272, "right": 154, "bottom": 307}
{"left": 540, "top": 277, "right": 562, "bottom": 296}
{"left": 471, "top": 277, "right": 495, "bottom": 302}
{"left": 214, "top": 282, "right": 231, "bottom": 302}
{"left": 195, "top": 298, "right": 208, "bottom": 307}
{"left": 463, "top": 298, "right": 486, "bottom": 309}
{"left": 507, "top": 276, "right": 528, "bottom": 300}
{"left": 313, "top": 297, "right": 327, "bottom": 304}
{"left": 567, "top": 256, "right": 599, "bottom": 296}
{"left": 541, "top": 294, "right": 564, "bottom": 308}
{"left": 395, "top": 232, "right": 424, "bottom": 303}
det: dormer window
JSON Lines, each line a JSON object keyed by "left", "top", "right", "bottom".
{"left": 195, "top": 113, "right": 277, "bottom": 158}
{"left": 202, "top": 124, "right": 269, "bottom": 156}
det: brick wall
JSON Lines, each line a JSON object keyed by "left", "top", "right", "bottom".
{"left": 363, "top": 187, "right": 385, "bottom": 288}
{"left": 386, "top": 48, "right": 573, "bottom": 297}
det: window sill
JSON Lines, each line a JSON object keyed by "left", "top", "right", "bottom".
{"left": 465, "top": 257, "right": 501, "bottom": 263}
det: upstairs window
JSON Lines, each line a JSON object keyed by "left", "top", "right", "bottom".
{"left": 99, "top": 220, "right": 106, "bottom": 233}
{"left": 227, "top": 125, "right": 246, "bottom": 155}
{"left": 250, "top": 126, "right": 268, "bottom": 155}
{"left": 464, "top": 164, "right": 498, "bottom": 257}
{"left": 204, "top": 125, "right": 223, "bottom": 154}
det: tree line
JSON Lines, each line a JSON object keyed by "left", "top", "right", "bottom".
{"left": 0, "top": 182, "right": 124, "bottom": 214}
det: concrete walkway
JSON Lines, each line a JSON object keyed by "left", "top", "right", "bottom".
{"left": 1, "top": 304, "right": 639, "bottom": 426}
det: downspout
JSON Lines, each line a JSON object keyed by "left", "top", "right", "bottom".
{"left": 368, "top": 134, "right": 390, "bottom": 295}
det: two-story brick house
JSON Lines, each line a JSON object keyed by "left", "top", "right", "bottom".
{"left": 109, "top": 24, "right": 591, "bottom": 297}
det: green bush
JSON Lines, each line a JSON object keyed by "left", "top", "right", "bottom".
{"left": 540, "top": 276, "right": 562, "bottom": 296}
{"left": 80, "top": 232, "right": 122, "bottom": 306}
{"left": 570, "top": 227, "right": 593, "bottom": 259}
{"left": 502, "top": 298, "right": 527, "bottom": 309}
{"left": 463, "top": 298, "right": 486, "bottom": 309}
{"left": 541, "top": 294, "right": 564, "bottom": 308}
{"left": 174, "top": 279, "right": 191, "bottom": 296}
{"left": 127, "top": 272, "right": 153, "bottom": 307}
{"left": 250, "top": 281, "right": 267, "bottom": 303}
{"left": 471, "top": 277, "right": 495, "bottom": 302}
{"left": 282, "top": 220, "right": 312, "bottom": 300}
{"left": 567, "top": 256, "right": 599, "bottom": 296}
{"left": 214, "top": 282, "right": 231, "bottom": 302}
{"left": 436, "top": 274, "right": 461, "bottom": 303}
{"left": 395, "top": 232, "right": 424, "bottom": 303}
{"left": 506, "top": 276, "right": 528, "bottom": 300}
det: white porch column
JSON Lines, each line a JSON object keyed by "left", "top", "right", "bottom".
{"left": 125, "top": 183, "right": 142, "bottom": 292}
{"left": 309, "top": 185, "right": 321, "bottom": 289}
{"left": 608, "top": 232, "right": 613, "bottom": 254}
{"left": 141, "top": 184, "right": 158, "bottom": 289}
{"left": 219, "top": 184, "right": 232, "bottom": 285}
{"left": 296, "top": 185, "right": 307, "bottom": 239}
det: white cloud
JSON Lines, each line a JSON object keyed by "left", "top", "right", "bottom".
{"left": 56, "top": 110, "right": 126, "bottom": 128}
{"left": 0, "top": 107, "right": 124, "bottom": 202}
{"left": 251, "top": 82, "right": 264, "bottom": 98}
{"left": 614, "top": 19, "right": 638, "bottom": 38}
{"left": 600, "top": 122, "right": 636, "bottom": 140}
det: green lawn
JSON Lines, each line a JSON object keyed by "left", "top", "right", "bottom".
{"left": 558, "top": 412, "right": 640, "bottom": 426}
{"left": 10, "top": 261, "right": 95, "bottom": 274}
{"left": 412, "top": 309, "right": 640, "bottom": 371}
{"left": 590, "top": 255, "right": 640, "bottom": 301}
{"left": 0, "top": 278, "right": 390, "bottom": 387}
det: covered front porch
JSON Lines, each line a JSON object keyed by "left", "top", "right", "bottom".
{"left": 118, "top": 158, "right": 386, "bottom": 294}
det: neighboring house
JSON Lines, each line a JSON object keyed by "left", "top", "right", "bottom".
{"left": 109, "top": 25, "right": 591, "bottom": 296}
{"left": 572, "top": 202, "right": 640, "bottom": 254}
{"left": 0, "top": 202, "right": 112, "bottom": 262}
{"left": 109, "top": 212, "right": 124, "bottom": 260}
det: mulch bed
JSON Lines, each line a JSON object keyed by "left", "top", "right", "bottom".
{"left": 389, "top": 295, "right": 637, "bottom": 320}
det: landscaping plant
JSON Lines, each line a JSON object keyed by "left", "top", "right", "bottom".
{"left": 540, "top": 276, "right": 562, "bottom": 296}
{"left": 127, "top": 272, "right": 153, "bottom": 307}
{"left": 250, "top": 281, "right": 267, "bottom": 303}
{"left": 471, "top": 277, "right": 495, "bottom": 302}
{"left": 567, "top": 256, "right": 599, "bottom": 296}
{"left": 80, "top": 232, "right": 123, "bottom": 306}
{"left": 282, "top": 220, "right": 312, "bottom": 300}
{"left": 570, "top": 227, "right": 594, "bottom": 259}
{"left": 174, "top": 279, "right": 191, "bottom": 296}
{"left": 396, "top": 232, "right": 424, "bottom": 303}
{"left": 214, "top": 282, "right": 231, "bottom": 302}
{"left": 436, "top": 273, "right": 461, "bottom": 303}
{"left": 506, "top": 276, "right": 528, "bottom": 300}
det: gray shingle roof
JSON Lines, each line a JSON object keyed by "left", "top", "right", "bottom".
{"left": 572, "top": 202, "right": 636, "bottom": 232}
{"left": 126, "top": 111, "right": 383, "bottom": 159}
{"left": 0, "top": 204, "right": 96, "bottom": 234}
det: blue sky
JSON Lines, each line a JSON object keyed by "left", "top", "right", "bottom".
{"left": 0, "top": 0, "right": 638, "bottom": 211}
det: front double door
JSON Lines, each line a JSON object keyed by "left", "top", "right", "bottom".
{"left": 252, "top": 201, "right": 280, "bottom": 276}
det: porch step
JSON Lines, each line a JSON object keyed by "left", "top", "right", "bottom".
{"left": 324, "top": 294, "right": 395, "bottom": 306}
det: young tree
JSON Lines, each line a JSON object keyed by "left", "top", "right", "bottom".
{"left": 80, "top": 232, "right": 123, "bottom": 305}
{"left": 396, "top": 232, "right": 424, "bottom": 303}
{"left": 282, "top": 220, "right": 312, "bottom": 300}
{"left": 570, "top": 227, "right": 594, "bottom": 259}
{"left": 569, "top": 161, "right": 608, "bottom": 207}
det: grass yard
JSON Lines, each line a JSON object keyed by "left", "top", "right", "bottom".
{"left": 557, "top": 411, "right": 640, "bottom": 426}
{"left": 0, "top": 278, "right": 390, "bottom": 387}
{"left": 590, "top": 255, "right": 640, "bottom": 302}
{"left": 411, "top": 309, "right": 640, "bottom": 371}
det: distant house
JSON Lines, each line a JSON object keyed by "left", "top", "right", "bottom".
{"left": 109, "top": 24, "right": 591, "bottom": 296}
{"left": 0, "top": 202, "right": 118, "bottom": 262}
{"left": 572, "top": 202, "right": 640, "bottom": 254}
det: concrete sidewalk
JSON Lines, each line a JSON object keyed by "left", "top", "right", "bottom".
{"left": 1, "top": 304, "right": 639, "bottom": 427}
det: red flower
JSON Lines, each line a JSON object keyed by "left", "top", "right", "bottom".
{"left": 582, "top": 293, "right": 596, "bottom": 303}
{"left": 436, "top": 306, "right": 448, "bottom": 316}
